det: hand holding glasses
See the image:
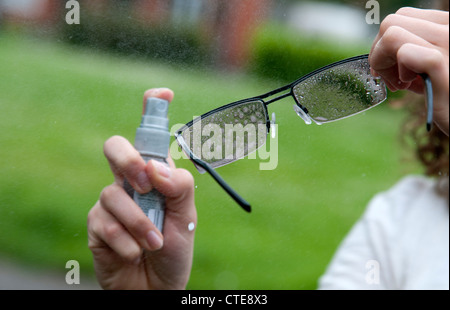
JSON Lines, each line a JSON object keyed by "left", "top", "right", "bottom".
{"left": 175, "top": 54, "right": 434, "bottom": 212}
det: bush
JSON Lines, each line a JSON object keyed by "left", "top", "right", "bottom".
{"left": 61, "top": 12, "right": 211, "bottom": 66}
{"left": 249, "top": 23, "right": 368, "bottom": 82}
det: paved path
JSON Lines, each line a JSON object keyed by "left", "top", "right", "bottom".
{"left": 0, "top": 257, "right": 100, "bottom": 290}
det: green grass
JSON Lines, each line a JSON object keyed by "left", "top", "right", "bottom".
{"left": 0, "top": 32, "right": 420, "bottom": 289}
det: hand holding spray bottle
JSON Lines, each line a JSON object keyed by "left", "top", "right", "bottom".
{"left": 129, "top": 97, "right": 171, "bottom": 233}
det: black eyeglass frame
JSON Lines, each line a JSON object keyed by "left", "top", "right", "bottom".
{"left": 175, "top": 54, "right": 434, "bottom": 213}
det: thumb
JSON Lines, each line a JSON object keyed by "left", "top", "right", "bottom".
{"left": 145, "top": 160, "right": 195, "bottom": 209}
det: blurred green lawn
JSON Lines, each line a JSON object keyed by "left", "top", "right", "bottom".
{"left": 0, "top": 33, "right": 419, "bottom": 289}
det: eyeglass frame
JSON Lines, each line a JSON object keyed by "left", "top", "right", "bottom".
{"left": 174, "top": 54, "right": 434, "bottom": 213}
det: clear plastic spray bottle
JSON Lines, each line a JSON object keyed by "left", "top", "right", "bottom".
{"left": 130, "top": 97, "right": 170, "bottom": 233}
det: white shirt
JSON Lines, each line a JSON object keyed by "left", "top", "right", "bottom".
{"left": 319, "top": 175, "right": 449, "bottom": 290}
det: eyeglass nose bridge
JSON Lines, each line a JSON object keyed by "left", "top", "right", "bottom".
{"left": 293, "top": 104, "right": 312, "bottom": 125}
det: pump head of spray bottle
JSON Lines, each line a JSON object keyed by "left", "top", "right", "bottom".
{"left": 134, "top": 97, "right": 171, "bottom": 159}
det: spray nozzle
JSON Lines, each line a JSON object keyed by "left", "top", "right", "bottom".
{"left": 145, "top": 97, "right": 168, "bottom": 117}
{"left": 141, "top": 97, "right": 169, "bottom": 130}
{"left": 135, "top": 97, "right": 171, "bottom": 159}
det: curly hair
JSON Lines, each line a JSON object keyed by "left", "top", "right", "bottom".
{"left": 401, "top": 95, "right": 449, "bottom": 178}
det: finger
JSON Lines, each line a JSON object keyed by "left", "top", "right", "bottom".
{"left": 397, "top": 43, "right": 449, "bottom": 134}
{"left": 378, "top": 13, "right": 448, "bottom": 47}
{"left": 395, "top": 7, "right": 450, "bottom": 25}
{"left": 145, "top": 160, "right": 196, "bottom": 219}
{"left": 103, "top": 136, "right": 151, "bottom": 194}
{"left": 398, "top": 44, "right": 449, "bottom": 91}
{"left": 142, "top": 88, "right": 174, "bottom": 114}
{"left": 369, "top": 10, "right": 448, "bottom": 61}
{"left": 370, "top": 26, "right": 435, "bottom": 90}
{"left": 402, "top": 76, "right": 425, "bottom": 94}
{"left": 88, "top": 202, "right": 143, "bottom": 264}
{"left": 371, "top": 26, "right": 434, "bottom": 71}
{"left": 100, "top": 183, "right": 164, "bottom": 251}
{"left": 166, "top": 155, "right": 176, "bottom": 169}
{"left": 145, "top": 160, "right": 193, "bottom": 198}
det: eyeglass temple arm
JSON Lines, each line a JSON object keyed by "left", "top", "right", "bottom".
{"left": 188, "top": 154, "right": 252, "bottom": 213}
{"left": 420, "top": 74, "right": 433, "bottom": 132}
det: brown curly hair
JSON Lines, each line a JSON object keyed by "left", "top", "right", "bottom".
{"left": 400, "top": 94, "right": 449, "bottom": 178}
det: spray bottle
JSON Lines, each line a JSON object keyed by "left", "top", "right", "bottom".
{"left": 130, "top": 97, "right": 171, "bottom": 233}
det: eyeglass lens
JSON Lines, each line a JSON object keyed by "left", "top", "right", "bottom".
{"left": 293, "top": 58, "right": 386, "bottom": 124}
{"left": 179, "top": 100, "right": 268, "bottom": 171}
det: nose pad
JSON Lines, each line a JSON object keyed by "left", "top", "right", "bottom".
{"left": 270, "top": 112, "right": 276, "bottom": 139}
{"left": 293, "top": 105, "right": 312, "bottom": 125}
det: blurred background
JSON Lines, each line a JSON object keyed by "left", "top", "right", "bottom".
{"left": 0, "top": 0, "right": 440, "bottom": 289}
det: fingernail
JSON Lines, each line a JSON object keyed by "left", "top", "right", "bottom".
{"left": 148, "top": 88, "right": 162, "bottom": 96}
{"left": 148, "top": 88, "right": 170, "bottom": 97}
{"left": 152, "top": 160, "right": 171, "bottom": 178}
{"left": 146, "top": 231, "right": 163, "bottom": 250}
{"left": 136, "top": 171, "right": 151, "bottom": 193}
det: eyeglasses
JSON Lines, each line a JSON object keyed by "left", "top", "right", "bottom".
{"left": 175, "top": 54, "right": 434, "bottom": 212}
